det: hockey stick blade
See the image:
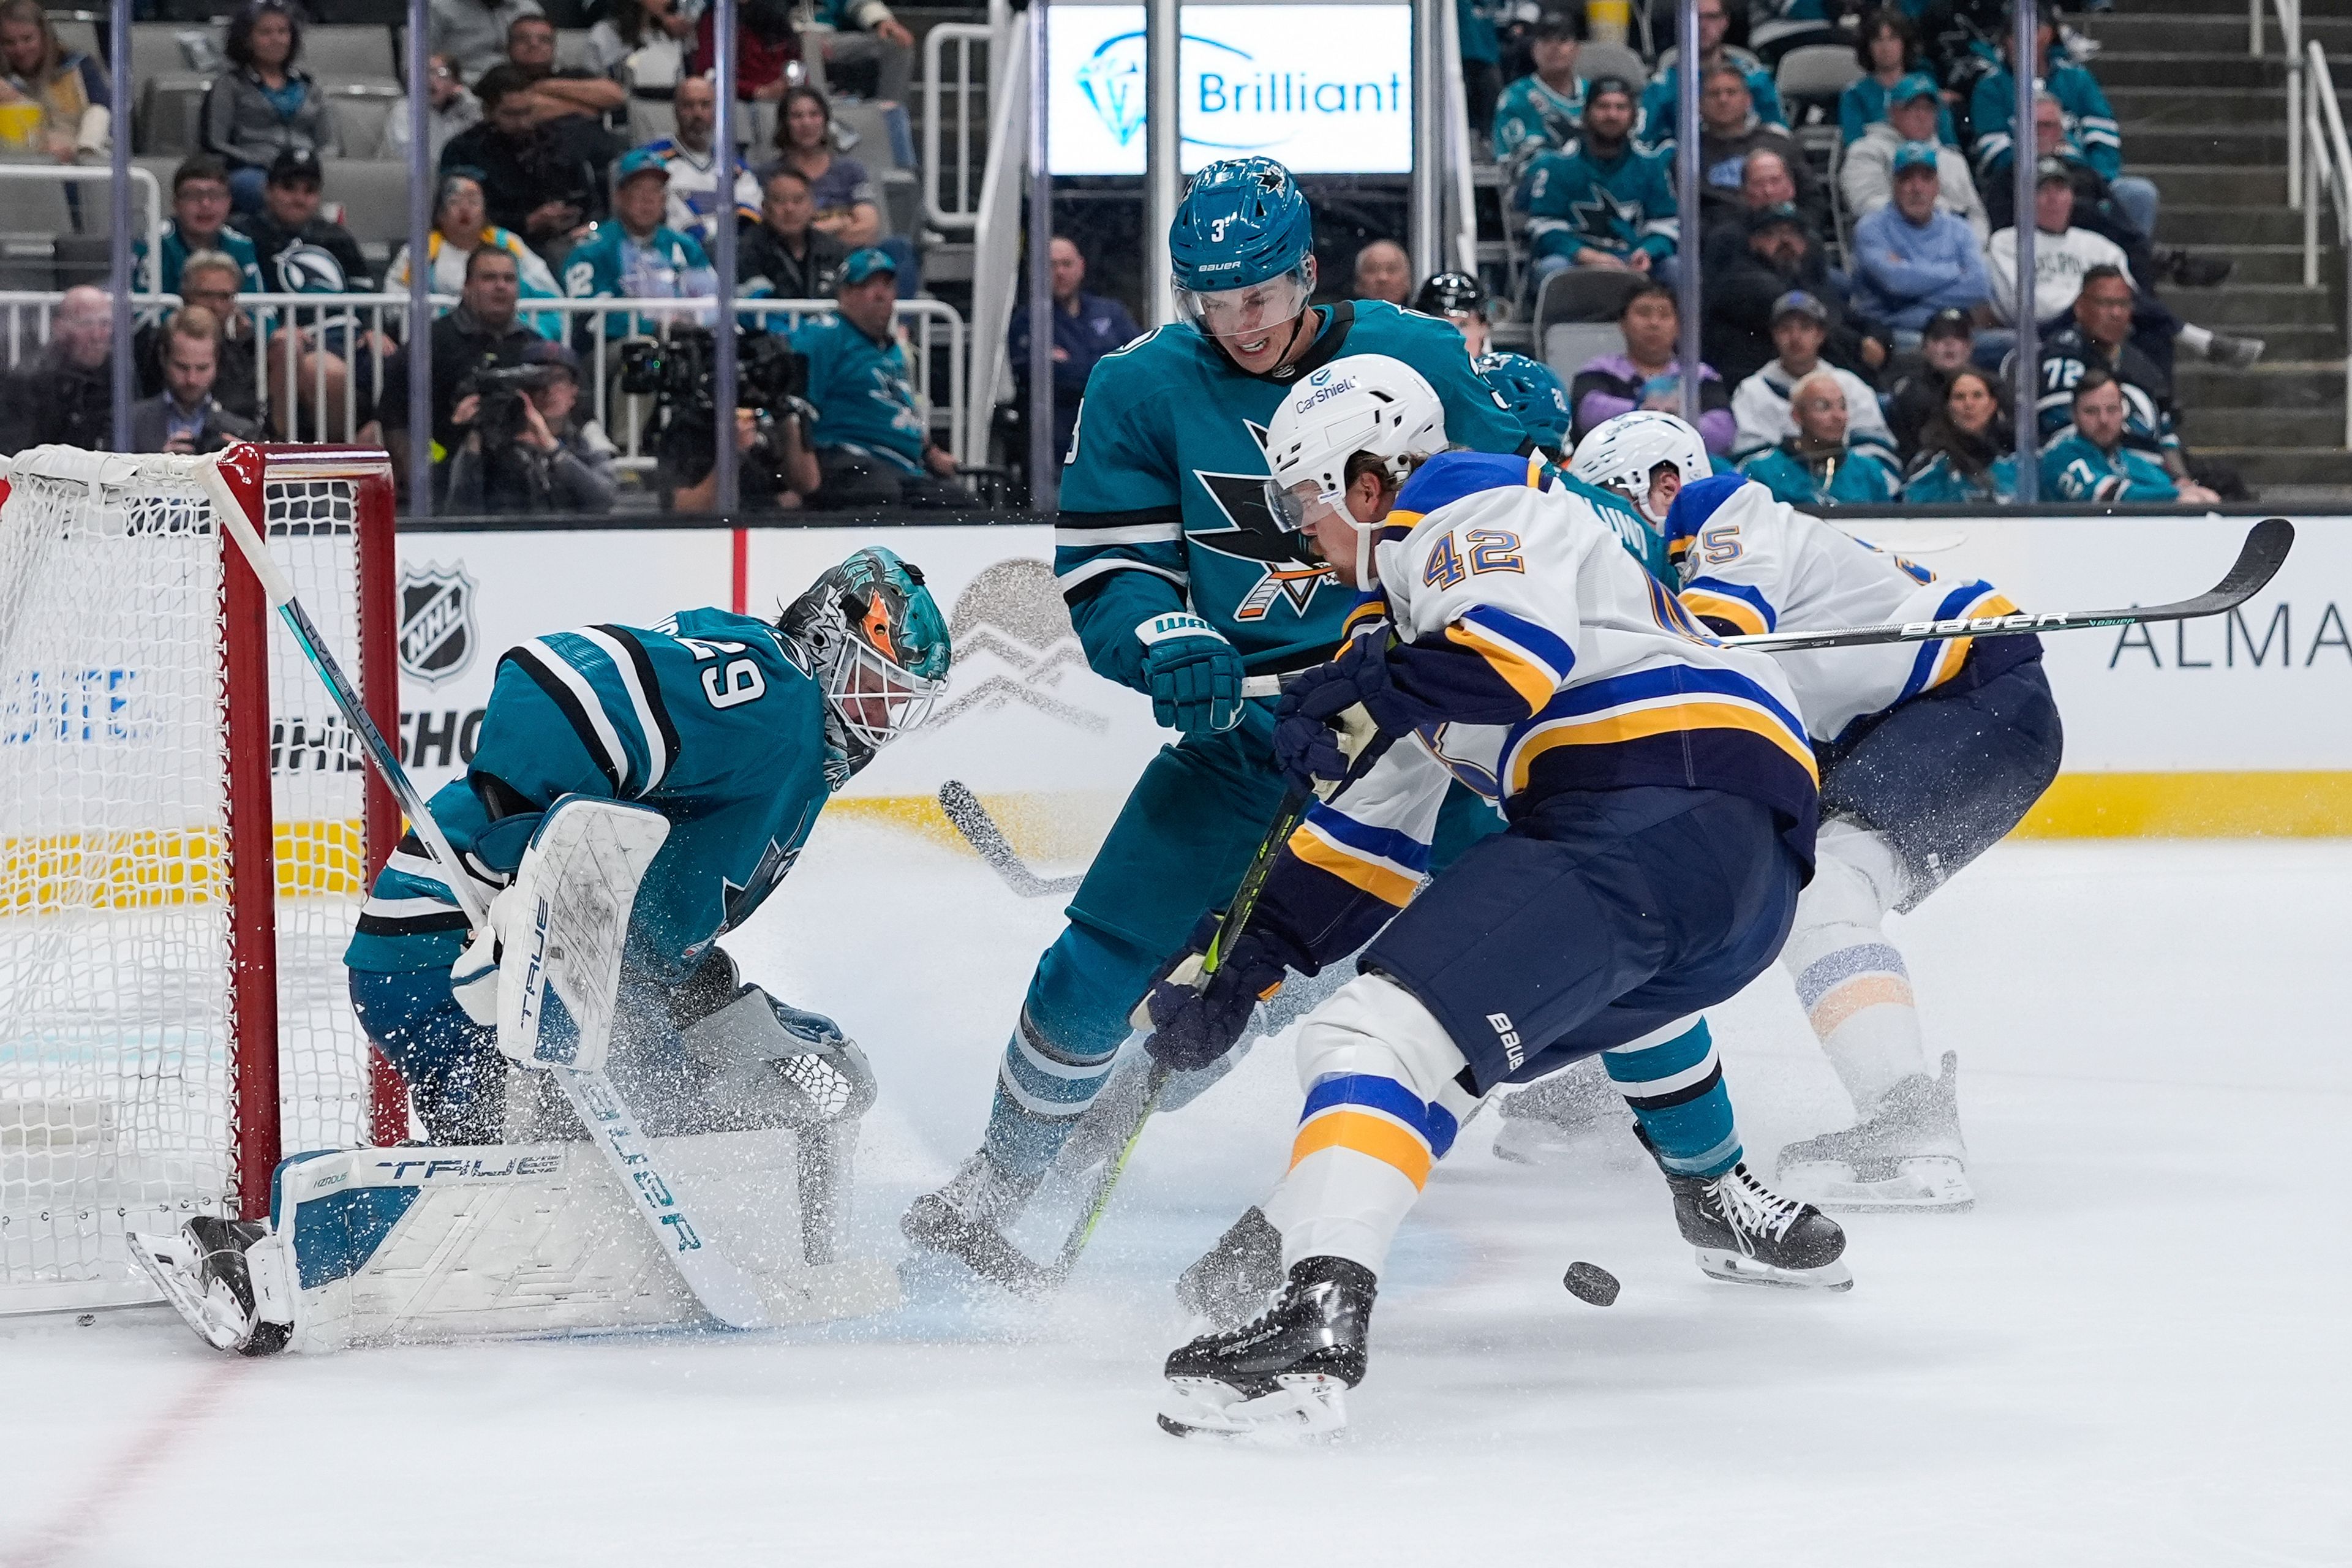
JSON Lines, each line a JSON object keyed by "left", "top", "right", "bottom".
{"left": 938, "top": 780, "right": 1082, "bottom": 898}
{"left": 1724, "top": 518, "right": 2294, "bottom": 655}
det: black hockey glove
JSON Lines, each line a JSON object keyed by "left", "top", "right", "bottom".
{"left": 1140, "top": 911, "right": 1290, "bottom": 1074}
{"left": 1272, "top": 640, "right": 1401, "bottom": 798}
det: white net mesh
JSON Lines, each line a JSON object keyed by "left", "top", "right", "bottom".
{"left": 0, "top": 452, "right": 381, "bottom": 1311}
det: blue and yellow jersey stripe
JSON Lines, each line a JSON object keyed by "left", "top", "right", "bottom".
{"left": 1441, "top": 603, "right": 1578, "bottom": 715}
{"left": 1680, "top": 576, "right": 1777, "bottom": 637}
{"left": 1287, "top": 801, "right": 1431, "bottom": 909}
{"left": 1901, "top": 581, "right": 2016, "bottom": 701}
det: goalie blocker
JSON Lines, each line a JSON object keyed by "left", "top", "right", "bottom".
{"left": 132, "top": 544, "right": 953, "bottom": 1352}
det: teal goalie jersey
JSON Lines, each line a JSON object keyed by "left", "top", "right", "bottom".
{"left": 347, "top": 608, "right": 835, "bottom": 982}
{"left": 1054, "top": 300, "right": 1530, "bottom": 685}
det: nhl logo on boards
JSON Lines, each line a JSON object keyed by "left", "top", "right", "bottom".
{"left": 399, "top": 564, "right": 477, "bottom": 686}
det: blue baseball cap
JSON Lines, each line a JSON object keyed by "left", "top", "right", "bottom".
{"left": 840, "top": 247, "right": 898, "bottom": 285}
{"left": 1891, "top": 71, "right": 1940, "bottom": 105}
{"left": 613, "top": 148, "right": 669, "bottom": 187}
{"left": 1893, "top": 140, "right": 1941, "bottom": 175}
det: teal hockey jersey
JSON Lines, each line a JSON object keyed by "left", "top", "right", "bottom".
{"left": 1054, "top": 300, "right": 1529, "bottom": 684}
{"left": 345, "top": 609, "right": 834, "bottom": 982}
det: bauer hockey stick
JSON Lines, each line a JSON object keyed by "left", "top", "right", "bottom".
{"left": 198, "top": 448, "right": 773, "bottom": 1331}
{"left": 938, "top": 780, "right": 1082, "bottom": 898}
{"left": 1227, "top": 518, "right": 2294, "bottom": 687}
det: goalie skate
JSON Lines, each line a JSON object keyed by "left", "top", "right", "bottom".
{"left": 127, "top": 1217, "right": 291, "bottom": 1356}
{"left": 1777, "top": 1052, "right": 1973, "bottom": 1213}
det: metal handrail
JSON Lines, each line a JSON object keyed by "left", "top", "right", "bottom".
{"left": 922, "top": 20, "right": 994, "bottom": 233}
{"left": 0, "top": 164, "right": 164, "bottom": 288}
{"left": 2302, "top": 40, "right": 2352, "bottom": 446}
{"left": 2252, "top": 0, "right": 2304, "bottom": 211}
{"left": 0, "top": 290, "right": 970, "bottom": 469}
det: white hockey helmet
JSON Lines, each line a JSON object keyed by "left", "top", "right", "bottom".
{"left": 1569, "top": 410, "right": 1711, "bottom": 526}
{"left": 1260, "top": 354, "right": 1448, "bottom": 581}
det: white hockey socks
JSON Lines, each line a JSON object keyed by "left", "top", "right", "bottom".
{"left": 1262, "top": 973, "right": 1480, "bottom": 1277}
{"left": 1781, "top": 822, "right": 1926, "bottom": 1113}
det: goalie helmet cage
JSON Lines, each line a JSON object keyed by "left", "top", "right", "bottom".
{"left": 0, "top": 444, "right": 405, "bottom": 1314}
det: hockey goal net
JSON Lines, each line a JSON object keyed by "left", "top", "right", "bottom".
{"left": 0, "top": 444, "right": 404, "bottom": 1313}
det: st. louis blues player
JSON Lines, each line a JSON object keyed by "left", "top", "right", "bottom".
{"left": 136, "top": 548, "right": 949, "bottom": 1353}
{"left": 900, "top": 157, "right": 1531, "bottom": 1280}
{"left": 1147, "top": 360, "right": 1847, "bottom": 1438}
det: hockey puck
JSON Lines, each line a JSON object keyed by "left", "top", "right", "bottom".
{"left": 1562, "top": 1262, "right": 1619, "bottom": 1306}
{"left": 75, "top": 1313, "right": 96, "bottom": 1327}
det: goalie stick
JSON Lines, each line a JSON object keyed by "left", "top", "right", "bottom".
{"left": 197, "top": 448, "right": 773, "bottom": 1332}
{"left": 1230, "top": 518, "right": 2294, "bottom": 688}
{"left": 938, "top": 780, "right": 1081, "bottom": 898}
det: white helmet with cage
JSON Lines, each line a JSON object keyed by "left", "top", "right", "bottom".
{"left": 1260, "top": 355, "right": 1448, "bottom": 582}
{"left": 1569, "top": 410, "right": 1711, "bottom": 526}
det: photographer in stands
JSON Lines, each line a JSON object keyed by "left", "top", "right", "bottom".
{"left": 793, "top": 248, "right": 963, "bottom": 509}
{"left": 446, "top": 340, "right": 618, "bottom": 513}
{"left": 627, "top": 324, "right": 821, "bottom": 511}
{"left": 130, "top": 306, "right": 260, "bottom": 455}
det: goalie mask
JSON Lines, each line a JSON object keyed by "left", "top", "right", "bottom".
{"left": 780, "top": 547, "right": 951, "bottom": 774}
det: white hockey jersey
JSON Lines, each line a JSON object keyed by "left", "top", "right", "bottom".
{"left": 1664, "top": 475, "right": 2020, "bottom": 742}
{"left": 1278, "top": 453, "right": 1819, "bottom": 925}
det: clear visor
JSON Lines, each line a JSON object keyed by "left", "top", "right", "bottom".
{"left": 1263, "top": 474, "right": 1348, "bottom": 538}
{"left": 826, "top": 638, "right": 944, "bottom": 753}
{"left": 1175, "top": 266, "right": 1312, "bottom": 342}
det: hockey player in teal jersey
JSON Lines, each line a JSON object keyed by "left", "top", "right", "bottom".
{"left": 344, "top": 546, "right": 949, "bottom": 1144}
{"left": 901, "top": 157, "right": 1529, "bottom": 1278}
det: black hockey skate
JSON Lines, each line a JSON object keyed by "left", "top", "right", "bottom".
{"left": 1666, "top": 1158, "right": 1852, "bottom": 1291}
{"left": 900, "top": 1150, "right": 1052, "bottom": 1294}
{"left": 1175, "top": 1205, "right": 1284, "bottom": 1331}
{"left": 126, "top": 1216, "right": 291, "bottom": 1355}
{"left": 1159, "top": 1256, "right": 1374, "bottom": 1440}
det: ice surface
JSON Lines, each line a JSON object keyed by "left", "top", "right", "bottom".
{"left": 2, "top": 827, "right": 2346, "bottom": 1567}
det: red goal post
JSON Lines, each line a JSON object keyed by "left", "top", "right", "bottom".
{"left": 0, "top": 443, "right": 406, "bottom": 1313}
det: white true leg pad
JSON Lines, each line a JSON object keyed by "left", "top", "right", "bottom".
{"left": 1779, "top": 820, "right": 1926, "bottom": 1111}
{"left": 1262, "top": 973, "right": 1480, "bottom": 1278}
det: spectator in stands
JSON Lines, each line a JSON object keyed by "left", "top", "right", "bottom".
{"left": 1492, "top": 10, "right": 1584, "bottom": 186}
{"left": 1691, "top": 64, "right": 1822, "bottom": 237}
{"left": 2042, "top": 367, "right": 2212, "bottom": 503}
{"left": 2035, "top": 265, "right": 2237, "bottom": 500}
{"left": 0, "top": 0, "right": 107, "bottom": 164}
{"left": 441, "top": 63, "right": 618, "bottom": 257}
{"left": 1882, "top": 304, "right": 1974, "bottom": 457}
{"left": 1901, "top": 366, "right": 2017, "bottom": 502}
{"left": 1841, "top": 9, "right": 1956, "bottom": 147}
{"left": 432, "top": 0, "right": 543, "bottom": 85}
{"left": 242, "top": 148, "right": 388, "bottom": 437}
{"left": 639, "top": 75, "right": 760, "bottom": 244}
{"left": 795, "top": 247, "right": 964, "bottom": 508}
{"left": 696, "top": 0, "right": 803, "bottom": 104}
{"left": 372, "top": 244, "right": 540, "bottom": 498}
{"left": 1842, "top": 73, "right": 1987, "bottom": 244}
{"left": 386, "top": 170, "right": 565, "bottom": 338}
{"left": 1568, "top": 281, "right": 1733, "bottom": 452}
{"left": 1637, "top": 0, "right": 1782, "bottom": 145}
{"left": 1412, "top": 271, "right": 1494, "bottom": 355}
{"left": 140, "top": 156, "right": 262, "bottom": 296}
{"left": 130, "top": 307, "right": 261, "bottom": 456}
{"left": 1997, "top": 89, "right": 2230, "bottom": 288}
{"left": 1731, "top": 290, "right": 1896, "bottom": 461}
{"left": 742, "top": 166, "right": 851, "bottom": 306}
{"left": 1455, "top": 0, "right": 1503, "bottom": 141}
{"left": 1851, "top": 143, "right": 1989, "bottom": 339}
{"left": 0, "top": 285, "right": 110, "bottom": 454}
{"left": 1009, "top": 235, "right": 1141, "bottom": 466}
{"left": 1985, "top": 159, "right": 2128, "bottom": 341}
{"left": 1517, "top": 77, "right": 1676, "bottom": 295}
{"left": 203, "top": 1, "right": 341, "bottom": 214}
{"left": 584, "top": 0, "right": 691, "bottom": 86}
{"left": 1352, "top": 240, "right": 1412, "bottom": 307}
{"left": 771, "top": 88, "right": 884, "bottom": 251}
{"left": 1738, "top": 370, "right": 1902, "bottom": 504}
{"left": 1705, "top": 204, "right": 1883, "bottom": 386}
{"left": 137, "top": 251, "right": 262, "bottom": 420}
{"left": 1970, "top": 2, "right": 2155, "bottom": 240}
{"left": 811, "top": 0, "right": 918, "bottom": 107}
{"left": 447, "top": 339, "right": 618, "bottom": 513}
{"left": 563, "top": 148, "right": 714, "bottom": 344}
{"left": 377, "top": 53, "right": 482, "bottom": 165}
{"left": 505, "top": 14, "right": 626, "bottom": 122}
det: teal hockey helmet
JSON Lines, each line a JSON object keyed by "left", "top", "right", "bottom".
{"left": 1169, "top": 157, "right": 1317, "bottom": 343}
{"left": 1474, "top": 350, "right": 1572, "bottom": 454}
{"left": 782, "top": 546, "right": 951, "bottom": 769}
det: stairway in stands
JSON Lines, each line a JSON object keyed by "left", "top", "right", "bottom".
{"left": 2082, "top": 0, "right": 2352, "bottom": 500}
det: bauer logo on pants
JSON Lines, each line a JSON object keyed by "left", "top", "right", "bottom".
{"left": 399, "top": 564, "right": 478, "bottom": 687}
